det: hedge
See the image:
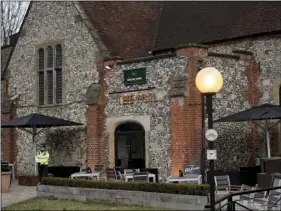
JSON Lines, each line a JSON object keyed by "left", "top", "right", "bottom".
{"left": 41, "top": 177, "right": 209, "bottom": 196}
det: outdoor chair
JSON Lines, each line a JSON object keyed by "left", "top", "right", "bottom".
{"left": 105, "top": 168, "right": 117, "bottom": 181}
{"left": 133, "top": 172, "right": 149, "bottom": 182}
{"left": 214, "top": 175, "right": 241, "bottom": 194}
{"left": 117, "top": 171, "right": 124, "bottom": 180}
{"left": 94, "top": 164, "right": 105, "bottom": 180}
{"left": 247, "top": 185, "right": 267, "bottom": 210}
{"left": 272, "top": 173, "right": 281, "bottom": 189}
{"left": 237, "top": 184, "right": 257, "bottom": 207}
{"left": 262, "top": 190, "right": 281, "bottom": 211}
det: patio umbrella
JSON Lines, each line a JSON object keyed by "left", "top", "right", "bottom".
{"left": 214, "top": 103, "right": 281, "bottom": 158}
{"left": 1, "top": 113, "right": 83, "bottom": 175}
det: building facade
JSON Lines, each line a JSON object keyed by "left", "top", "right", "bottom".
{"left": 1, "top": 1, "right": 281, "bottom": 180}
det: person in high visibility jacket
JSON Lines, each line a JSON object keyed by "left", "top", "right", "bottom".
{"left": 35, "top": 144, "right": 50, "bottom": 182}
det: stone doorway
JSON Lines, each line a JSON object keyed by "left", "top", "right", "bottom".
{"left": 114, "top": 122, "right": 145, "bottom": 169}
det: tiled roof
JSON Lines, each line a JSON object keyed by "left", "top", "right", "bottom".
{"left": 79, "top": 1, "right": 162, "bottom": 59}
{"left": 152, "top": 1, "right": 281, "bottom": 51}
{"left": 80, "top": 1, "right": 281, "bottom": 56}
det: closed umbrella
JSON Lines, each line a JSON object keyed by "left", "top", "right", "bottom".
{"left": 214, "top": 103, "right": 281, "bottom": 158}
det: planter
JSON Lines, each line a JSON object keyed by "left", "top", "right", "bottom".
{"left": 1, "top": 172, "right": 12, "bottom": 193}
{"left": 18, "top": 175, "right": 39, "bottom": 186}
{"left": 37, "top": 185, "right": 208, "bottom": 210}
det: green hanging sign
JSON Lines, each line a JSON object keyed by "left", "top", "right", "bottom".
{"left": 124, "top": 68, "right": 147, "bottom": 85}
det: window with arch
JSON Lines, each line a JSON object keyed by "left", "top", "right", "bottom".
{"left": 38, "top": 44, "right": 63, "bottom": 105}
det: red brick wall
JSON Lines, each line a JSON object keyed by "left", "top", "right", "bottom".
{"left": 86, "top": 60, "right": 113, "bottom": 170}
{"left": 1, "top": 113, "right": 17, "bottom": 164}
{"left": 242, "top": 55, "right": 263, "bottom": 157}
{"left": 170, "top": 47, "right": 207, "bottom": 176}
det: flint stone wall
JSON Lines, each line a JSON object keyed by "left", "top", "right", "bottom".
{"left": 7, "top": 1, "right": 99, "bottom": 175}
{"left": 37, "top": 184, "right": 208, "bottom": 210}
{"left": 105, "top": 56, "right": 188, "bottom": 180}
{"left": 204, "top": 35, "right": 281, "bottom": 171}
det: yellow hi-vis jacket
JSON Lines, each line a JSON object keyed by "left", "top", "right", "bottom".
{"left": 35, "top": 151, "right": 50, "bottom": 165}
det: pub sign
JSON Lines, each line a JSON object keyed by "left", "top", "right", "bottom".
{"left": 124, "top": 68, "right": 147, "bottom": 85}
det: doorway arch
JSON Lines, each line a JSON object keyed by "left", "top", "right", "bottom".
{"left": 114, "top": 122, "right": 145, "bottom": 169}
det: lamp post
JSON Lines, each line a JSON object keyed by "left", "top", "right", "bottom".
{"left": 195, "top": 67, "right": 223, "bottom": 211}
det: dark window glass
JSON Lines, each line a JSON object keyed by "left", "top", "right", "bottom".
{"left": 47, "top": 71, "right": 53, "bottom": 104}
{"left": 39, "top": 72, "right": 44, "bottom": 105}
{"left": 56, "top": 45, "right": 62, "bottom": 67}
{"left": 47, "top": 46, "right": 53, "bottom": 68}
{"left": 39, "top": 49, "right": 44, "bottom": 71}
{"left": 56, "top": 69, "right": 62, "bottom": 104}
{"left": 279, "top": 86, "right": 281, "bottom": 106}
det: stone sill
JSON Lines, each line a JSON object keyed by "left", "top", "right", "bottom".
{"left": 37, "top": 184, "right": 208, "bottom": 210}
{"left": 37, "top": 104, "right": 65, "bottom": 109}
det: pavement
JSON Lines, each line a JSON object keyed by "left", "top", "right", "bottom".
{"left": 1, "top": 181, "right": 37, "bottom": 208}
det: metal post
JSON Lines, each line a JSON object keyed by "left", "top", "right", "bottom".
{"left": 265, "top": 120, "right": 271, "bottom": 158}
{"left": 206, "top": 94, "right": 215, "bottom": 211}
{"left": 33, "top": 126, "right": 37, "bottom": 176}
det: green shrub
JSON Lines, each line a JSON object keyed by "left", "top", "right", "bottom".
{"left": 41, "top": 177, "right": 209, "bottom": 196}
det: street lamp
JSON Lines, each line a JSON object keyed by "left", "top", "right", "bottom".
{"left": 195, "top": 67, "right": 223, "bottom": 211}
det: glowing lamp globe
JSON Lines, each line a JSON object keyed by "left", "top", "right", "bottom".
{"left": 195, "top": 67, "right": 223, "bottom": 94}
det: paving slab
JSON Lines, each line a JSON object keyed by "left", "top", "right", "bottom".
{"left": 1, "top": 181, "right": 37, "bottom": 208}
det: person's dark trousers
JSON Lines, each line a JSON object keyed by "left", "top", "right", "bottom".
{"left": 38, "top": 164, "right": 48, "bottom": 182}
{"left": 43, "top": 164, "right": 48, "bottom": 177}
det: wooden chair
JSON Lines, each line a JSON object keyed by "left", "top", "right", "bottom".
{"left": 133, "top": 172, "right": 149, "bottom": 182}
{"left": 105, "top": 168, "right": 117, "bottom": 181}
{"left": 214, "top": 175, "right": 241, "bottom": 194}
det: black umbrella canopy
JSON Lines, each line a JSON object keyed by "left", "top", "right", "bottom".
{"left": 214, "top": 103, "right": 281, "bottom": 122}
{"left": 1, "top": 113, "right": 83, "bottom": 128}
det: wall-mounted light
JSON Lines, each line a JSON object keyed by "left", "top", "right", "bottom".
{"left": 104, "top": 64, "right": 113, "bottom": 70}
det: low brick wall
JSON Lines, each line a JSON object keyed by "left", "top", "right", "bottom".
{"left": 37, "top": 185, "right": 208, "bottom": 210}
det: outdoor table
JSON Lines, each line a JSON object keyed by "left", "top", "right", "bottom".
{"left": 70, "top": 172, "right": 100, "bottom": 180}
{"left": 123, "top": 173, "right": 156, "bottom": 182}
{"left": 166, "top": 175, "right": 202, "bottom": 184}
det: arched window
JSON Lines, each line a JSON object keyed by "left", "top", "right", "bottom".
{"left": 47, "top": 46, "right": 53, "bottom": 104}
{"left": 38, "top": 44, "right": 63, "bottom": 106}
{"left": 38, "top": 48, "right": 45, "bottom": 105}
{"left": 55, "top": 44, "right": 62, "bottom": 104}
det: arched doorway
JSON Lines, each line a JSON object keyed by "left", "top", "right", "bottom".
{"left": 114, "top": 122, "right": 145, "bottom": 169}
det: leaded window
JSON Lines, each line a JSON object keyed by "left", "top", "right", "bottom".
{"left": 38, "top": 44, "right": 63, "bottom": 105}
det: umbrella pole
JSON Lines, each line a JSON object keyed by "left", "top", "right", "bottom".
{"left": 33, "top": 127, "right": 37, "bottom": 176}
{"left": 266, "top": 120, "right": 271, "bottom": 158}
